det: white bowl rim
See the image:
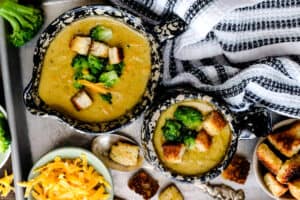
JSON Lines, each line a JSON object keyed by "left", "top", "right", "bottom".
{"left": 27, "top": 147, "right": 114, "bottom": 200}
{"left": 252, "top": 119, "right": 297, "bottom": 200}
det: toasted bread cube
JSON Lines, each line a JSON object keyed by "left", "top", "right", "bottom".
{"left": 70, "top": 36, "right": 91, "bottom": 55}
{"left": 203, "top": 111, "right": 227, "bottom": 136}
{"left": 109, "top": 141, "right": 139, "bottom": 166}
{"left": 162, "top": 143, "right": 185, "bottom": 163}
{"left": 277, "top": 154, "right": 300, "bottom": 184}
{"left": 195, "top": 130, "right": 212, "bottom": 152}
{"left": 89, "top": 41, "right": 109, "bottom": 58}
{"left": 267, "top": 121, "right": 300, "bottom": 158}
{"left": 159, "top": 184, "right": 183, "bottom": 200}
{"left": 108, "top": 47, "right": 122, "bottom": 64}
{"left": 264, "top": 173, "right": 288, "bottom": 197}
{"left": 257, "top": 143, "right": 282, "bottom": 174}
{"left": 222, "top": 154, "right": 250, "bottom": 184}
{"left": 71, "top": 90, "right": 92, "bottom": 110}
{"left": 288, "top": 178, "right": 300, "bottom": 200}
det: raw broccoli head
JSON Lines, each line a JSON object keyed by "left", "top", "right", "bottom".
{"left": 174, "top": 106, "right": 203, "bottom": 130}
{"left": 0, "top": 0, "right": 44, "bottom": 47}
{"left": 162, "top": 119, "right": 182, "bottom": 142}
{"left": 0, "top": 112, "right": 10, "bottom": 153}
{"left": 99, "top": 70, "right": 119, "bottom": 87}
{"left": 90, "top": 25, "right": 112, "bottom": 42}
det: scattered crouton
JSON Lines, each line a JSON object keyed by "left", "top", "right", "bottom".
{"left": 162, "top": 143, "right": 185, "bottom": 163}
{"left": 222, "top": 154, "right": 250, "bottom": 184}
{"left": 70, "top": 36, "right": 91, "bottom": 55}
{"left": 264, "top": 172, "right": 288, "bottom": 197}
{"left": 256, "top": 143, "right": 282, "bottom": 175}
{"left": 108, "top": 47, "right": 122, "bottom": 64}
{"left": 109, "top": 141, "right": 139, "bottom": 167}
{"left": 89, "top": 41, "right": 109, "bottom": 58}
{"left": 159, "top": 184, "right": 183, "bottom": 200}
{"left": 203, "top": 111, "right": 227, "bottom": 136}
{"left": 71, "top": 90, "right": 92, "bottom": 110}
{"left": 195, "top": 130, "right": 212, "bottom": 152}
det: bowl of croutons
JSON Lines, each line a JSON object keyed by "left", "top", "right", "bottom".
{"left": 141, "top": 89, "right": 239, "bottom": 183}
{"left": 253, "top": 119, "right": 300, "bottom": 200}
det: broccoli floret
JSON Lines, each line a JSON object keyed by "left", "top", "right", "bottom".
{"left": 90, "top": 25, "right": 112, "bottom": 42}
{"left": 73, "top": 81, "right": 84, "bottom": 89}
{"left": 0, "top": 0, "right": 43, "bottom": 47}
{"left": 0, "top": 112, "right": 10, "bottom": 153}
{"left": 72, "top": 55, "right": 89, "bottom": 70}
{"left": 105, "top": 62, "right": 124, "bottom": 76}
{"left": 99, "top": 71, "right": 119, "bottom": 87}
{"left": 183, "top": 136, "right": 195, "bottom": 148}
{"left": 174, "top": 106, "right": 203, "bottom": 130}
{"left": 87, "top": 55, "right": 104, "bottom": 74}
{"left": 162, "top": 119, "right": 182, "bottom": 142}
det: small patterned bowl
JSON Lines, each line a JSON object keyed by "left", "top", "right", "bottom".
{"left": 23, "top": 5, "right": 162, "bottom": 134}
{"left": 141, "top": 89, "right": 239, "bottom": 183}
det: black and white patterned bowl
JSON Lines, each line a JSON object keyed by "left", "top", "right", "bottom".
{"left": 141, "top": 89, "right": 239, "bottom": 183}
{"left": 23, "top": 5, "right": 162, "bottom": 134}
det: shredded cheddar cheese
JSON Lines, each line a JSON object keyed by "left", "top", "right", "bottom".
{"left": 0, "top": 170, "right": 14, "bottom": 197}
{"left": 19, "top": 155, "right": 110, "bottom": 200}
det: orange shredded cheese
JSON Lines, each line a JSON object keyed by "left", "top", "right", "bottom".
{"left": 78, "top": 80, "right": 109, "bottom": 94}
{"left": 0, "top": 170, "right": 14, "bottom": 197}
{"left": 19, "top": 155, "right": 110, "bottom": 200}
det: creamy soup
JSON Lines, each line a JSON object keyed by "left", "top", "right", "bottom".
{"left": 38, "top": 17, "right": 151, "bottom": 122}
{"left": 153, "top": 100, "right": 232, "bottom": 175}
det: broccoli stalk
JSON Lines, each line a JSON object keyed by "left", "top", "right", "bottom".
{"left": 0, "top": 0, "right": 43, "bottom": 47}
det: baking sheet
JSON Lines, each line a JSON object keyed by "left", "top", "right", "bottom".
{"left": 0, "top": 0, "right": 274, "bottom": 199}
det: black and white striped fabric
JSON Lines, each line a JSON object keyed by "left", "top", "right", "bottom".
{"left": 112, "top": 0, "right": 300, "bottom": 120}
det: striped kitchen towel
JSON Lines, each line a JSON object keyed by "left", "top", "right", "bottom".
{"left": 111, "top": 0, "right": 300, "bottom": 121}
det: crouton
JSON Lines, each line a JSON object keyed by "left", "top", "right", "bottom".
{"left": 195, "top": 130, "right": 212, "bottom": 152}
{"left": 256, "top": 143, "right": 282, "bottom": 174}
{"left": 264, "top": 172, "right": 288, "bottom": 197}
{"left": 288, "top": 178, "right": 300, "bottom": 200}
{"left": 89, "top": 41, "right": 109, "bottom": 58}
{"left": 159, "top": 184, "right": 183, "bottom": 200}
{"left": 276, "top": 154, "right": 300, "bottom": 184}
{"left": 71, "top": 90, "right": 92, "bottom": 110}
{"left": 162, "top": 143, "right": 185, "bottom": 163}
{"left": 267, "top": 121, "right": 300, "bottom": 158}
{"left": 108, "top": 47, "right": 122, "bottom": 64}
{"left": 222, "top": 154, "right": 250, "bottom": 184}
{"left": 203, "top": 111, "right": 227, "bottom": 136}
{"left": 109, "top": 141, "right": 139, "bottom": 166}
{"left": 70, "top": 36, "right": 91, "bottom": 55}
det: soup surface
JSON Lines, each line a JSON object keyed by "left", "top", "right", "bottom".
{"left": 153, "top": 100, "right": 232, "bottom": 175}
{"left": 38, "top": 17, "right": 151, "bottom": 122}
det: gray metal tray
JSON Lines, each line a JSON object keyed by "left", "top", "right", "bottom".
{"left": 0, "top": 0, "right": 274, "bottom": 199}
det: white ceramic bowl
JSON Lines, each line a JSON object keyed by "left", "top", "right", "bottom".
{"left": 27, "top": 147, "right": 114, "bottom": 200}
{"left": 253, "top": 119, "right": 297, "bottom": 200}
{"left": 0, "top": 105, "right": 11, "bottom": 170}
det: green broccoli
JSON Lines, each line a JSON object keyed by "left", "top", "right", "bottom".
{"left": 162, "top": 119, "right": 182, "bottom": 142}
{"left": 72, "top": 55, "right": 89, "bottom": 70}
{"left": 105, "top": 62, "right": 124, "bottom": 76}
{"left": 0, "top": 111, "right": 10, "bottom": 153}
{"left": 183, "top": 136, "right": 195, "bottom": 148}
{"left": 99, "top": 71, "right": 119, "bottom": 87}
{"left": 90, "top": 25, "right": 112, "bottom": 42}
{"left": 100, "top": 92, "right": 112, "bottom": 104}
{"left": 174, "top": 106, "right": 203, "bottom": 130}
{"left": 0, "top": 0, "right": 43, "bottom": 47}
{"left": 87, "top": 55, "right": 104, "bottom": 75}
